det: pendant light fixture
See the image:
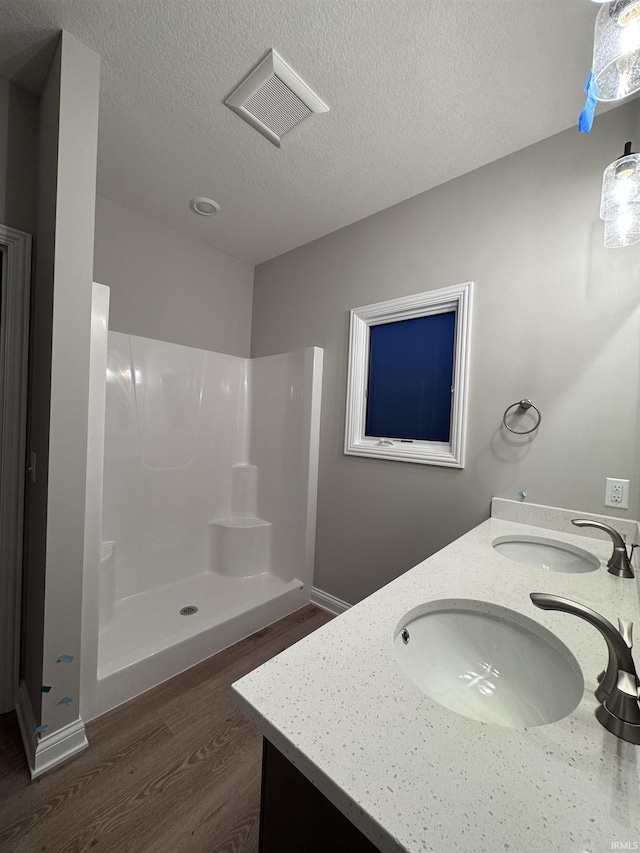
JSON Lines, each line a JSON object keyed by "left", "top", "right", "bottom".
{"left": 600, "top": 141, "right": 640, "bottom": 247}
{"left": 592, "top": 0, "right": 640, "bottom": 101}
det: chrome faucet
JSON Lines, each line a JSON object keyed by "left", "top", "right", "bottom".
{"left": 530, "top": 593, "right": 640, "bottom": 744}
{"left": 571, "top": 519, "right": 636, "bottom": 578}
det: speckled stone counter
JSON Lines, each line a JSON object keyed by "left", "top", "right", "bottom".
{"left": 232, "top": 501, "right": 640, "bottom": 853}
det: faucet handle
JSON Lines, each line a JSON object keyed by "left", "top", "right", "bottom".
{"left": 597, "top": 619, "right": 634, "bottom": 692}
{"left": 619, "top": 618, "right": 633, "bottom": 650}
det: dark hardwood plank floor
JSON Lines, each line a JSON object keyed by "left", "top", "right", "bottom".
{"left": 0, "top": 605, "right": 333, "bottom": 853}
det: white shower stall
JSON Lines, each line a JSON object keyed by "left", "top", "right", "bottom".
{"left": 81, "top": 285, "right": 323, "bottom": 719}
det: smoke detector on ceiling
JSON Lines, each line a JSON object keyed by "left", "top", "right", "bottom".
{"left": 224, "top": 49, "right": 329, "bottom": 148}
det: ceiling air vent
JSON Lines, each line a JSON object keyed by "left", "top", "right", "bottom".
{"left": 224, "top": 49, "right": 329, "bottom": 148}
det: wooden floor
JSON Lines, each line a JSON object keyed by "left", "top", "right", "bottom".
{"left": 0, "top": 605, "right": 332, "bottom": 853}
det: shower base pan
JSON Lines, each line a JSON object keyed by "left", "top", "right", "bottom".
{"left": 94, "top": 570, "right": 306, "bottom": 718}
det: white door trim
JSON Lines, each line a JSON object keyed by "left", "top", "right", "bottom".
{"left": 16, "top": 681, "right": 88, "bottom": 778}
{"left": 0, "top": 224, "right": 32, "bottom": 714}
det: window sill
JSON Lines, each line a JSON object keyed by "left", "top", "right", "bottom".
{"left": 344, "top": 437, "right": 463, "bottom": 467}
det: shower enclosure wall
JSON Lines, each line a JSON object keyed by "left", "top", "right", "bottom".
{"left": 81, "top": 294, "right": 322, "bottom": 719}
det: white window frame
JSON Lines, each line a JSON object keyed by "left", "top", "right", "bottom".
{"left": 344, "top": 282, "right": 473, "bottom": 468}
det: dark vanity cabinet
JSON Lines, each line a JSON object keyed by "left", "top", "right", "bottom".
{"left": 259, "top": 739, "right": 381, "bottom": 852}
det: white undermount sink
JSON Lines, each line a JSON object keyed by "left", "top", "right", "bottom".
{"left": 394, "top": 600, "right": 583, "bottom": 728}
{"left": 492, "top": 535, "right": 600, "bottom": 573}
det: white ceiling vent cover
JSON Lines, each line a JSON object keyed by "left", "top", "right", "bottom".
{"left": 224, "top": 49, "right": 329, "bottom": 147}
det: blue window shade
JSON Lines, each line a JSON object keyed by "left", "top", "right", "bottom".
{"left": 365, "top": 312, "right": 456, "bottom": 442}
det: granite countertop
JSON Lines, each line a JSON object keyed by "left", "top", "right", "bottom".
{"left": 232, "top": 500, "right": 640, "bottom": 853}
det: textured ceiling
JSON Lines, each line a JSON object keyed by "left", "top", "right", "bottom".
{"left": 0, "top": 1, "right": 608, "bottom": 263}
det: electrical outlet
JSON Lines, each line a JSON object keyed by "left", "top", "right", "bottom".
{"left": 605, "top": 477, "right": 630, "bottom": 509}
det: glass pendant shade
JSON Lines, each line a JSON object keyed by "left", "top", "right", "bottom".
{"left": 600, "top": 142, "right": 640, "bottom": 247}
{"left": 593, "top": 0, "right": 640, "bottom": 101}
{"left": 603, "top": 212, "right": 640, "bottom": 247}
{"left": 600, "top": 150, "right": 640, "bottom": 218}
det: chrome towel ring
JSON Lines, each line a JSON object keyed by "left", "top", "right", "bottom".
{"left": 502, "top": 399, "right": 541, "bottom": 435}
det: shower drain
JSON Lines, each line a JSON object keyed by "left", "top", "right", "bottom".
{"left": 180, "top": 605, "right": 198, "bottom": 616}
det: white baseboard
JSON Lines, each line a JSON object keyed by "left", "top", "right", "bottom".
{"left": 16, "top": 681, "right": 88, "bottom": 778}
{"left": 311, "top": 586, "right": 351, "bottom": 616}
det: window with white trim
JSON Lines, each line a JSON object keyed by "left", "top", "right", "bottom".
{"left": 344, "top": 282, "right": 473, "bottom": 468}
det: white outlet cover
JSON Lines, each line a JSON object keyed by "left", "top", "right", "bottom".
{"left": 605, "top": 477, "right": 630, "bottom": 510}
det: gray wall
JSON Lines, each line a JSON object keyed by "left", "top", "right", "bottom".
{"left": 252, "top": 101, "right": 640, "bottom": 605}
{"left": 0, "top": 76, "right": 38, "bottom": 235}
{"left": 94, "top": 196, "right": 254, "bottom": 356}
{"left": 22, "top": 31, "right": 100, "bottom": 732}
